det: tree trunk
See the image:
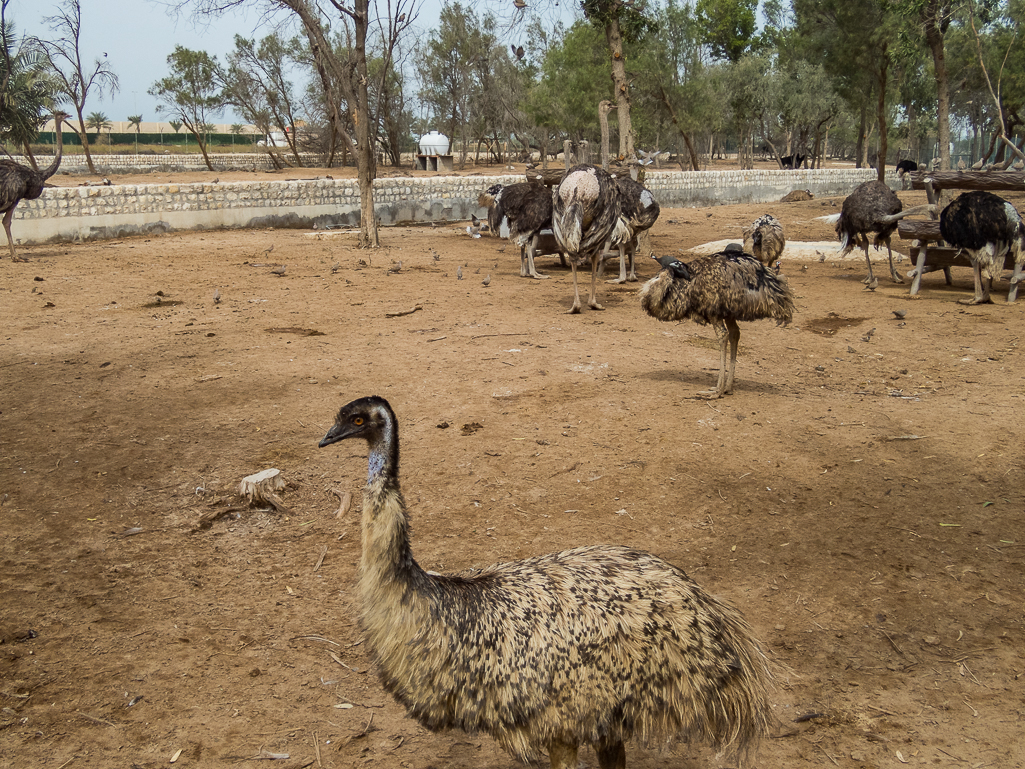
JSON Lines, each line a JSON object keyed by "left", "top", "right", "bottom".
{"left": 189, "top": 126, "right": 216, "bottom": 171}
{"left": 353, "top": 0, "right": 379, "bottom": 248}
{"left": 20, "top": 140, "right": 38, "bottom": 171}
{"left": 876, "top": 52, "right": 888, "bottom": 183}
{"left": 73, "top": 110, "right": 97, "bottom": 174}
{"left": 856, "top": 105, "right": 867, "bottom": 169}
{"left": 923, "top": 0, "right": 950, "bottom": 171}
{"left": 605, "top": 17, "right": 633, "bottom": 161}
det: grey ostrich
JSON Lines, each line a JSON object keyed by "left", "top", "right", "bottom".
{"left": 834, "top": 180, "right": 932, "bottom": 284}
{"left": 939, "top": 190, "right": 1025, "bottom": 304}
{"left": 604, "top": 175, "right": 660, "bottom": 284}
{"left": 0, "top": 112, "right": 69, "bottom": 262}
{"left": 742, "top": 214, "right": 785, "bottom": 272}
{"left": 552, "top": 164, "right": 621, "bottom": 312}
{"left": 478, "top": 181, "right": 556, "bottom": 279}
{"left": 319, "top": 395, "right": 775, "bottom": 769}
{"left": 640, "top": 252, "right": 795, "bottom": 398}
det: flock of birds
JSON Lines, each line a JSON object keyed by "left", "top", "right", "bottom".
{"left": 316, "top": 170, "right": 1024, "bottom": 769}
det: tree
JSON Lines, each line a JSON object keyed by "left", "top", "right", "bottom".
{"left": 222, "top": 32, "right": 306, "bottom": 164}
{"left": 128, "top": 113, "right": 142, "bottom": 152}
{"left": 85, "top": 110, "right": 110, "bottom": 146}
{"left": 695, "top": 0, "right": 758, "bottom": 63}
{"left": 39, "top": 0, "right": 119, "bottom": 174}
{"left": 149, "top": 46, "right": 225, "bottom": 171}
{"left": 0, "top": 3, "right": 60, "bottom": 168}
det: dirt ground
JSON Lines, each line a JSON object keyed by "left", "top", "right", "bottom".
{"left": 2, "top": 166, "right": 1023, "bottom": 769}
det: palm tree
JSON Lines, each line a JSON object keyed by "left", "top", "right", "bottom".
{"left": 85, "top": 110, "right": 111, "bottom": 149}
{"left": 230, "top": 122, "right": 243, "bottom": 149}
{"left": 0, "top": 14, "right": 60, "bottom": 169}
{"left": 127, "top": 113, "right": 142, "bottom": 153}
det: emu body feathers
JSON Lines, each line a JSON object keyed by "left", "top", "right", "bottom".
{"left": 320, "top": 396, "right": 774, "bottom": 768}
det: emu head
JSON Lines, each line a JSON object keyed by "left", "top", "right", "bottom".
{"left": 655, "top": 254, "right": 692, "bottom": 281}
{"left": 320, "top": 396, "right": 394, "bottom": 448}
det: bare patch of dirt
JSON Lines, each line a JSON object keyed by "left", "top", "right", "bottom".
{"left": 2, "top": 171, "right": 1023, "bottom": 769}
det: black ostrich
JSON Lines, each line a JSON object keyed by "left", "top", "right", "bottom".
{"left": 479, "top": 181, "right": 556, "bottom": 279}
{"left": 639, "top": 252, "right": 795, "bottom": 398}
{"left": 552, "top": 164, "right": 621, "bottom": 312}
{"left": 834, "top": 180, "right": 931, "bottom": 284}
{"left": 940, "top": 190, "right": 1025, "bottom": 305}
{"left": 604, "top": 176, "right": 660, "bottom": 284}
{"left": 0, "top": 112, "right": 69, "bottom": 261}
{"left": 319, "top": 395, "right": 775, "bottom": 769}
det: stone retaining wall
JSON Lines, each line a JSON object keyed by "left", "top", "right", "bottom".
{"left": 15, "top": 167, "right": 890, "bottom": 246}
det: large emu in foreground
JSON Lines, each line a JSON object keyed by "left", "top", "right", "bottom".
{"left": 553, "top": 164, "right": 621, "bottom": 312}
{"left": 640, "top": 252, "right": 795, "bottom": 398}
{"left": 834, "top": 180, "right": 932, "bottom": 284}
{"left": 478, "top": 181, "right": 555, "bottom": 279}
{"left": 0, "top": 112, "right": 68, "bottom": 261}
{"left": 319, "top": 395, "right": 775, "bottom": 769}
{"left": 940, "top": 190, "right": 1025, "bottom": 304}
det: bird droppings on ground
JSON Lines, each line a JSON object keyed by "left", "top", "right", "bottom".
{"left": 2, "top": 174, "right": 1023, "bottom": 769}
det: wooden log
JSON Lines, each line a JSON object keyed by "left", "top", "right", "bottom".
{"left": 527, "top": 168, "right": 564, "bottom": 187}
{"left": 239, "top": 468, "right": 289, "bottom": 513}
{"left": 897, "top": 220, "right": 942, "bottom": 242}
{"left": 908, "top": 170, "right": 1025, "bottom": 192}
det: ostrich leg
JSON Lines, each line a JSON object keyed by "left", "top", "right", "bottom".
{"left": 587, "top": 253, "right": 605, "bottom": 310}
{"left": 567, "top": 263, "right": 584, "bottom": 313}
{"left": 724, "top": 317, "right": 741, "bottom": 394}
{"left": 884, "top": 238, "right": 904, "bottom": 283}
{"left": 861, "top": 244, "right": 875, "bottom": 284}
{"left": 1008, "top": 262, "right": 1023, "bottom": 303}
{"left": 3, "top": 209, "right": 26, "bottom": 262}
{"left": 606, "top": 243, "right": 629, "bottom": 284}
{"left": 525, "top": 236, "right": 548, "bottom": 279}
{"left": 959, "top": 262, "right": 993, "bottom": 305}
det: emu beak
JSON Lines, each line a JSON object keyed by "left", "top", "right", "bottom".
{"left": 319, "top": 422, "right": 353, "bottom": 448}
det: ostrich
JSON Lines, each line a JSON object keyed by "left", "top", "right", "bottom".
{"left": 939, "top": 190, "right": 1025, "bottom": 305}
{"left": 553, "top": 164, "right": 621, "bottom": 312}
{"left": 895, "top": 160, "right": 920, "bottom": 191}
{"left": 0, "top": 112, "right": 69, "bottom": 262}
{"left": 639, "top": 252, "right": 795, "bottom": 398}
{"left": 604, "top": 175, "right": 660, "bottom": 284}
{"left": 834, "top": 180, "right": 932, "bottom": 284}
{"left": 319, "top": 395, "right": 775, "bottom": 769}
{"left": 742, "top": 214, "right": 785, "bottom": 272}
{"left": 478, "top": 181, "right": 555, "bottom": 279}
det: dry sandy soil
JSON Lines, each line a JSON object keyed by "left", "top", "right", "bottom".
{"left": 2, "top": 165, "right": 1023, "bottom": 769}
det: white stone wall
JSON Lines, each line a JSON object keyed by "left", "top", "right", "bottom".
{"left": 14, "top": 167, "right": 888, "bottom": 246}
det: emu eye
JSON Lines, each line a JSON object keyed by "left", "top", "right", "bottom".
{"left": 353, "top": 416, "right": 364, "bottom": 426}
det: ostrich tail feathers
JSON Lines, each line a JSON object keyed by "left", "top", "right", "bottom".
{"left": 814, "top": 213, "right": 841, "bottom": 225}
{"left": 554, "top": 202, "right": 584, "bottom": 253}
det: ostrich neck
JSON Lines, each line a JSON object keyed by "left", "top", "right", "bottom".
{"left": 40, "top": 120, "right": 65, "bottom": 181}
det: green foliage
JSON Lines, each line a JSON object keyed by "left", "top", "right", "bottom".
{"left": 695, "top": 0, "right": 758, "bottom": 63}
{"left": 85, "top": 110, "right": 111, "bottom": 134}
{"left": 149, "top": 46, "right": 224, "bottom": 132}
{"left": 0, "top": 17, "right": 60, "bottom": 148}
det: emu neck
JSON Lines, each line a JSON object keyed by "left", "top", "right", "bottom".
{"left": 40, "top": 120, "right": 65, "bottom": 182}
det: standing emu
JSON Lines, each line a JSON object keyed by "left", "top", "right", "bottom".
{"left": 834, "top": 180, "right": 931, "bottom": 284}
{"left": 478, "top": 181, "right": 555, "bottom": 279}
{"left": 742, "top": 214, "right": 785, "bottom": 272}
{"left": 940, "top": 190, "right": 1025, "bottom": 304}
{"left": 0, "top": 112, "right": 68, "bottom": 261}
{"left": 553, "top": 164, "right": 621, "bottom": 312}
{"left": 604, "top": 176, "right": 660, "bottom": 284}
{"left": 640, "top": 252, "right": 795, "bottom": 398}
{"left": 319, "top": 395, "right": 775, "bottom": 769}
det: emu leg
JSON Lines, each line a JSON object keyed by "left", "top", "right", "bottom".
{"left": 587, "top": 253, "right": 605, "bottom": 310}
{"left": 701, "top": 321, "right": 730, "bottom": 398}
{"left": 3, "top": 208, "right": 25, "bottom": 262}
{"left": 548, "top": 741, "right": 578, "bottom": 769}
{"left": 567, "top": 263, "right": 583, "bottom": 314}
{"left": 861, "top": 245, "right": 875, "bottom": 284}
{"left": 596, "top": 740, "right": 626, "bottom": 769}
{"left": 885, "top": 238, "right": 904, "bottom": 283}
{"left": 724, "top": 317, "right": 741, "bottom": 394}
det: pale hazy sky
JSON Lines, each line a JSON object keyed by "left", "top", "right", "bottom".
{"left": 11, "top": 0, "right": 579, "bottom": 128}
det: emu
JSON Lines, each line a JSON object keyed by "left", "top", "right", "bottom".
{"left": 319, "top": 395, "right": 775, "bottom": 769}
{"left": 640, "top": 252, "right": 795, "bottom": 398}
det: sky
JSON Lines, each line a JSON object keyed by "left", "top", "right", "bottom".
{"left": 11, "top": 0, "right": 580, "bottom": 130}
